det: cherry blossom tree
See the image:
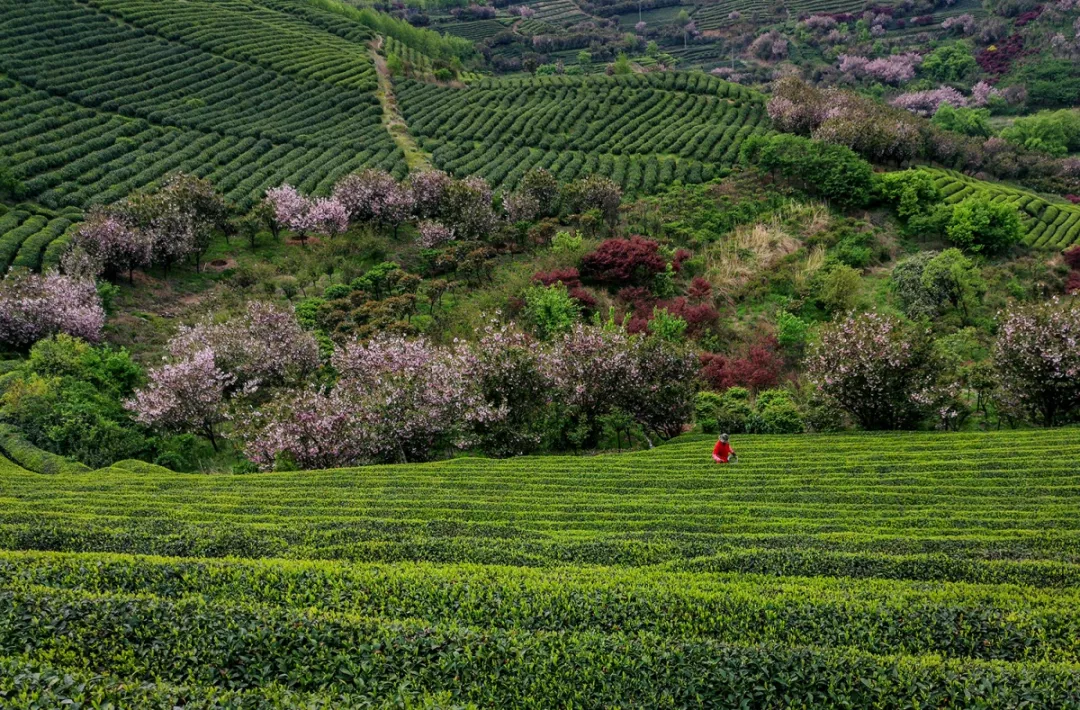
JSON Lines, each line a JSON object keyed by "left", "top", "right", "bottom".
{"left": 417, "top": 220, "right": 455, "bottom": 248}
{"left": 891, "top": 86, "right": 968, "bottom": 117}
{"left": 167, "top": 301, "right": 320, "bottom": 389}
{"left": 466, "top": 321, "right": 551, "bottom": 456}
{"left": 994, "top": 297, "right": 1080, "bottom": 426}
{"left": 0, "top": 271, "right": 105, "bottom": 350}
{"left": 331, "top": 333, "right": 492, "bottom": 463}
{"left": 806, "top": 311, "right": 937, "bottom": 430}
{"left": 563, "top": 175, "right": 622, "bottom": 229}
{"left": 441, "top": 176, "right": 497, "bottom": 240}
{"left": 73, "top": 210, "right": 152, "bottom": 283}
{"left": 265, "top": 184, "right": 314, "bottom": 244}
{"left": 236, "top": 385, "right": 365, "bottom": 470}
{"left": 127, "top": 348, "right": 235, "bottom": 450}
{"left": 838, "top": 53, "right": 922, "bottom": 84}
{"left": 408, "top": 170, "right": 453, "bottom": 219}
{"left": 309, "top": 197, "right": 350, "bottom": 238}
{"left": 332, "top": 169, "right": 397, "bottom": 223}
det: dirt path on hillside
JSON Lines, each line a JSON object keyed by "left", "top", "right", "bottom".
{"left": 371, "top": 37, "right": 431, "bottom": 172}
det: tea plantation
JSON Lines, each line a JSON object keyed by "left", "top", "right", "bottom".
{"left": 1, "top": 429, "right": 1079, "bottom": 706}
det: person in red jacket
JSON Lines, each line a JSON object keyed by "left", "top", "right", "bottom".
{"left": 713, "top": 433, "right": 736, "bottom": 463}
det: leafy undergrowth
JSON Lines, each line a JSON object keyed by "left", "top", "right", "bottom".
{"left": 1, "top": 429, "right": 1079, "bottom": 706}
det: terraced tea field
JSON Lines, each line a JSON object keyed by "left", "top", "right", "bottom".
{"left": 1, "top": 429, "right": 1079, "bottom": 706}
{"left": 0, "top": 204, "right": 80, "bottom": 275}
{"left": 924, "top": 168, "right": 1080, "bottom": 249}
{"left": 398, "top": 73, "right": 770, "bottom": 192}
{"left": 0, "top": 0, "right": 404, "bottom": 210}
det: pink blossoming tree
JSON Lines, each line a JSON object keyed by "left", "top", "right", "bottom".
{"left": 0, "top": 271, "right": 105, "bottom": 350}
{"left": 994, "top": 297, "right": 1080, "bottom": 425}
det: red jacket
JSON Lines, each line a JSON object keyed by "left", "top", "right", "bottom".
{"left": 713, "top": 440, "right": 733, "bottom": 463}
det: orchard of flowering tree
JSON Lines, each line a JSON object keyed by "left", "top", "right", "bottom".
{"left": 4, "top": 0, "right": 1080, "bottom": 700}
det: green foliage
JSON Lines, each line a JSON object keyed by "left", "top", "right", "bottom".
{"left": 612, "top": 53, "right": 633, "bottom": 75}
{"left": 775, "top": 309, "right": 808, "bottom": 352}
{"left": 523, "top": 283, "right": 580, "bottom": 339}
{"left": 550, "top": 230, "right": 583, "bottom": 254}
{"left": 647, "top": 308, "right": 688, "bottom": 342}
{"left": 0, "top": 335, "right": 152, "bottom": 469}
{"left": 693, "top": 391, "right": 724, "bottom": 433}
{"left": 1000, "top": 109, "right": 1080, "bottom": 158}
{"left": 817, "top": 264, "right": 863, "bottom": 313}
{"left": 924, "top": 194, "right": 1026, "bottom": 254}
{"left": 748, "top": 389, "right": 804, "bottom": 434}
{"left": 742, "top": 134, "right": 874, "bottom": 209}
{"left": 714, "top": 386, "right": 752, "bottom": 433}
{"left": 921, "top": 43, "right": 977, "bottom": 83}
{"left": 1014, "top": 60, "right": 1080, "bottom": 108}
{"left": 876, "top": 170, "right": 943, "bottom": 220}
{"left": 920, "top": 249, "right": 986, "bottom": 322}
{"left": 931, "top": 105, "right": 991, "bottom": 138}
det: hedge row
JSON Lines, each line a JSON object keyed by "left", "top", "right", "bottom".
{"left": 0, "top": 0, "right": 405, "bottom": 209}
{"left": 3, "top": 586, "right": 1080, "bottom": 708}
{"left": 86, "top": 0, "right": 378, "bottom": 91}
{"left": 0, "top": 424, "right": 90, "bottom": 475}
{"left": 4, "top": 550, "right": 1080, "bottom": 663}
{"left": 396, "top": 74, "right": 770, "bottom": 192}
{"left": 0, "top": 430, "right": 1078, "bottom": 571}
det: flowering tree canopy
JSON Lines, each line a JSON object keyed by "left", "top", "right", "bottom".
{"left": 167, "top": 301, "right": 320, "bottom": 390}
{"left": 73, "top": 210, "right": 152, "bottom": 282}
{"left": 806, "top": 312, "right": 936, "bottom": 430}
{"left": 994, "top": 297, "right": 1080, "bottom": 426}
{"left": 0, "top": 271, "right": 105, "bottom": 350}
{"left": 126, "top": 348, "right": 235, "bottom": 450}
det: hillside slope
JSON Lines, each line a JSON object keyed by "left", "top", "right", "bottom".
{"left": 2, "top": 431, "right": 1079, "bottom": 704}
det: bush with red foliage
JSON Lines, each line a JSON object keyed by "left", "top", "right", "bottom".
{"left": 699, "top": 337, "right": 783, "bottom": 392}
{"left": 1014, "top": 7, "right": 1042, "bottom": 26}
{"left": 663, "top": 297, "right": 719, "bottom": 337}
{"left": 977, "top": 34, "right": 1026, "bottom": 74}
{"left": 672, "top": 249, "right": 692, "bottom": 273}
{"left": 569, "top": 287, "right": 598, "bottom": 310}
{"left": 533, "top": 268, "right": 582, "bottom": 288}
{"left": 912, "top": 14, "right": 934, "bottom": 25}
{"left": 1067, "top": 271, "right": 1080, "bottom": 294}
{"left": 1065, "top": 246, "right": 1080, "bottom": 270}
{"left": 1066, "top": 195, "right": 1080, "bottom": 204}
{"left": 827, "top": 12, "right": 855, "bottom": 21}
{"left": 581, "top": 236, "right": 666, "bottom": 287}
{"left": 688, "top": 276, "right": 712, "bottom": 303}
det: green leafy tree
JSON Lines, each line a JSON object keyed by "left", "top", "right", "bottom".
{"left": 941, "top": 194, "right": 1024, "bottom": 254}
{"left": 612, "top": 53, "right": 633, "bottom": 75}
{"left": 524, "top": 283, "right": 580, "bottom": 339}
{"left": 0, "top": 335, "right": 152, "bottom": 468}
{"left": 921, "top": 42, "right": 976, "bottom": 82}
{"left": 648, "top": 308, "right": 688, "bottom": 342}
{"left": 1000, "top": 109, "right": 1080, "bottom": 157}
{"left": 931, "top": 105, "right": 991, "bottom": 138}
{"left": 875, "top": 170, "right": 942, "bottom": 219}
{"left": 741, "top": 134, "right": 874, "bottom": 209}
{"left": 920, "top": 248, "right": 985, "bottom": 323}
{"left": 817, "top": 264, "right": 863, "bottom": 314}
{"left": 775, "top": 309, "right": 809, "bottom": 354}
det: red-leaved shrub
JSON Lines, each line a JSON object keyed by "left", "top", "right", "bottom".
{"left": 1064, "top": 246, "right": 1080, "bottom": 270}
{"left": 581, "top": 236, "right": 666, "bottom": 286}
{"left": 1067, "top": 271, "right": 1080, "bottom": 294}
{"left": 699, "top": 337, "right": 783, "bottom": 392}
{"left": 533, "top": 268, "right": 582, "bottom": 288}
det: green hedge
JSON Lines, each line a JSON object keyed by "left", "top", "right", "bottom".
{"left": 0, "top": 424, "right": 90, "bottom": 475}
